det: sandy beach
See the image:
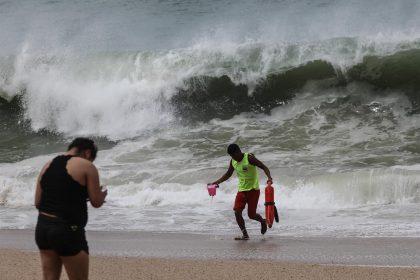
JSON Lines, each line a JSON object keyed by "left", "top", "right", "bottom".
{"left": 2, "top": 248, "right": 420, "bottom": 280}
{"left": 1, "top": 230, "right": 420, "bottom": 280}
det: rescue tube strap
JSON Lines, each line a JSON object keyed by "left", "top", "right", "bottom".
{"left": 274, "top": 206, "right": 279, "bottom": 223}
{"left": 264, "top": 202, "right": 275, "bottom": 206}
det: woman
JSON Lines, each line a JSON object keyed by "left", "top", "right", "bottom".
{"left": 34, "top": 138, "right": 107, "bottom": 280}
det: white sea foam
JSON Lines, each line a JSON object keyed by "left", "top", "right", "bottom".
{"left": 1, "top": 140, "right": 420, "bottom": 235}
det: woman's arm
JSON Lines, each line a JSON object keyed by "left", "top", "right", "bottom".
{"left": 34, "top": 162, "right": 51, "bottom": 209}
{"left": 85, "top": 162, "right": 107, "bottom": 208}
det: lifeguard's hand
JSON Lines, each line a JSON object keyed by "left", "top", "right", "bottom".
{"left": 267, "top": 178, "right": 273, "bottom": 184}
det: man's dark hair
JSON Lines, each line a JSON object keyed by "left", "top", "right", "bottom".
{"left": 67, "top": 137, "right": 98, "bottom": 160}
{"left": 227, "top": 143, "right": 241, "bottom": 155}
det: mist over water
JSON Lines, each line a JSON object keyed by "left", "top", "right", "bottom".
{"left": 1, "top": 0, "right": 420, "bottom": 236}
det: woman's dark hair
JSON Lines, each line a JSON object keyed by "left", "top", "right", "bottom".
{"left": 227, "top": 143, "right": 241, "bottom": 155}
{"left": 67, "top": 138, "right": 98, "bottom": 160}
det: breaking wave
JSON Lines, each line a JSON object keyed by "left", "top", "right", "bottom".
{"left": 1, "top": 37, "right": 420, "bottom": 139}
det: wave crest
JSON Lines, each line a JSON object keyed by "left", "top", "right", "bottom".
{"left": 1, "top": 37, "right": 420, "bottom": 138}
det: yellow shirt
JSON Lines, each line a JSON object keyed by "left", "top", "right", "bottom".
{"left": 231, "top": 153, "right": 259, "bottom": 192}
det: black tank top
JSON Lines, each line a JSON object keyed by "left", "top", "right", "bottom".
{"left": 39, "top": 155, "right": 88, "bottom": 227}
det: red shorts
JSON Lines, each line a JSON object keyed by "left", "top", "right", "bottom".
{"left": 233, "top": 189, "right": 260, "bottom": 218}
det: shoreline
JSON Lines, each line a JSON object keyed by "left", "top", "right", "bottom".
{"left": 2, "top": 229, "right": 420, "bottom": 266}
{"left": 2, "top": 230, "right": 420, "bottom": 279}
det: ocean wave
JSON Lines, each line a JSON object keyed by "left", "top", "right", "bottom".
{"left": 172, "top": 60, "right": 337, "bottom": 121}
{"left": 349, "top": 49, "right": 420, "bottom": 110}
{"left": 0, "top": 37, "right": 420, "bottom": 138}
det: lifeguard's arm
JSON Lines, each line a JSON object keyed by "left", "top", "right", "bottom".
{"left": 211, "top": 160, "right": 234, "bottom": 185}
{"left": 34, "top": 162, "right": 51, "bottom": 209}
{"left": 248, "top": 154, "right": 273, "bottom": 183}
{"left": 85, "top": 162, "right": 107, "bottom": 208}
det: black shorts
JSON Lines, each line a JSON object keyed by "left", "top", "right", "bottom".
{"left": 35, "top": 214, "right": 89, "bottom": 256}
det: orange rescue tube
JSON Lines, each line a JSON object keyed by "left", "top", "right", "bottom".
{"left": 264, "top": 182, "right": 275, "bottom": 228}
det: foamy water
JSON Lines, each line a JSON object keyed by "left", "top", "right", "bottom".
{"left": 2, "top": 91, "right": 420, "bottom": 236}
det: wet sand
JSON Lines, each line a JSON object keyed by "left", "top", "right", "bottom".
{"left": 1, "top": 230, "right": 420, "bottom": 279}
